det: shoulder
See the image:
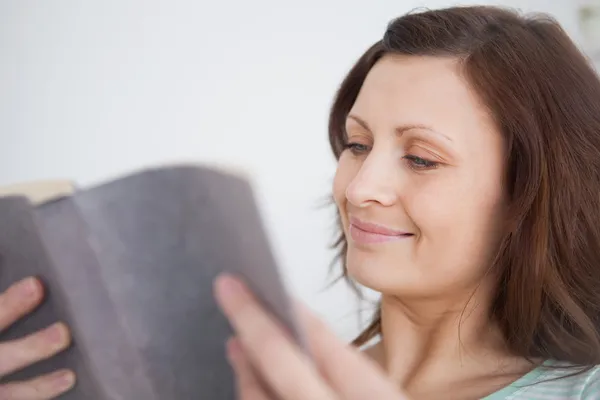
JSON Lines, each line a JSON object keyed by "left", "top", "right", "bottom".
{"left": 521, "top": 363, "right": 600, "bottom": 399}
{"left": 581, "top": 365, "right": 600, "bottom": 399}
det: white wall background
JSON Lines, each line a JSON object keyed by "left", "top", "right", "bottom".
{"left": 0, "top": 0, "right": 588, "bottom": 340}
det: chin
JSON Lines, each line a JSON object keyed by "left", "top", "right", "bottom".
{"left": 345, "top": 250, "right": 419, "bottom": 296}
{"left": 345, "top": 249, "right": 456, "bottom": 299}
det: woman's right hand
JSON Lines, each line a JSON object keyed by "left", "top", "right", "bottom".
{"left": 0, "top": 277, "right": 75, "bottom": 399}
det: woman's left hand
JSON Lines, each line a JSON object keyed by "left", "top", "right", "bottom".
{"left": 213, "top": 273, "right": 409, "bottom": 400}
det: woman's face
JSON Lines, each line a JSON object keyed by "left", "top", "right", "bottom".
{"left": 333, "top": 54, "right": 508, "bottom": 300}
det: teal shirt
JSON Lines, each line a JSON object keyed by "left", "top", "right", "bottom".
{"left": 483, "top": 360, "right": 600, "bottom": 399}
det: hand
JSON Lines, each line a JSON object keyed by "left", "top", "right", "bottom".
{"left": 0, "top": 277, "right": 75, "bottom": 399}
{"left": 213, "top": 273, "right": 409, "bottom": 400}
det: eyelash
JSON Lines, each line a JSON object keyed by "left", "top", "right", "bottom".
{"left": 343, "top": 142, "right": 439, "bottom": 170}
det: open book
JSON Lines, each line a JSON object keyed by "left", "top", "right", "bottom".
{"left": 0, "top": 165, "right": 304, "bottom": 399}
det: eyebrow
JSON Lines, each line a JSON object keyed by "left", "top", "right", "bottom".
{"left": 346, "top": 114, "right": 453, "bottom": 142}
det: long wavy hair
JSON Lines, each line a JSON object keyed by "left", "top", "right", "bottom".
{"left": 328, "top": 6, "right": 600, "bottom": 367}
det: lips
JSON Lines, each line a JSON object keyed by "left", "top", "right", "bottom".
{"left": 349, "top": 216, "right": 413, "bottom": 244}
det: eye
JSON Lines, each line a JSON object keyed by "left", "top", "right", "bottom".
{"left": 343, "top": 142, "right": 370, "bottom": 155}
{"left": 403, "top": 154, "right": 439, "bottom": 170}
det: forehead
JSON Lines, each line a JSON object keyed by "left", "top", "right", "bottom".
{"left": 349, "top": 54, "right": 498, "bottom": 146}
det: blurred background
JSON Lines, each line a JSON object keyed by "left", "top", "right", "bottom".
{"left": 1, "top": 0, "right": 599, "bottom": 340}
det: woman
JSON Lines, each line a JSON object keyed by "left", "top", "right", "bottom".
{"left": 1, "top": 5, "right": 599, "bottom": 399}
{"left": 217, "top": 5, "right": 600, "bottom": 399}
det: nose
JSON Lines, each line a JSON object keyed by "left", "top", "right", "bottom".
{"left": 345, "top": 151, "right": 399, "bottom": 208}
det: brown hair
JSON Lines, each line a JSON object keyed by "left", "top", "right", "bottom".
{"left": 328, "top": 6, "right": 600, "bottom": 367}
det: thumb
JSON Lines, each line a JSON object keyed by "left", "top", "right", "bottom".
{"left": 295, "top": 302, "right": 410, "bottom": 400}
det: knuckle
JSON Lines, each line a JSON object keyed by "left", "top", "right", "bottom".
{"left": 237, "top": 305, "right": 285, "bottom": 354}
{"left": 0, "top": 375, "right": 65, "bottom": 400}
{"left": 248, "top": 321, "right": 284, "bottom": 358}
{"left": 20, "top": 332, "right": 53, "bottom": 354}
{"left": 0, "top": 383, "right": 28, "bottom": 400}
{"left": 0, "top": 330, "right": 65, "bottom": 374}
{"left": 0, "top": 341, "right": 27, "bottom": 373}
{"left": 249, "top": 333, "right": 305, "bottom": 391}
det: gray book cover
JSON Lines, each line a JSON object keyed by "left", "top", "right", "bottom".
{"left": 0, "top": 165, "right": 304, "bottom": 399}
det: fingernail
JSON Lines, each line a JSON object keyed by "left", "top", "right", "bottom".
{"left": 215, "top": 274, "right": 244, "bottom": 301}
{"left": 46, "top": 323, "right": 67, "bottom": 344}
{"left": 19, "top": 277, "right": 38, "bottom": 297}
{"left": 54, "top": 370, "right": 75, "bottom": 390}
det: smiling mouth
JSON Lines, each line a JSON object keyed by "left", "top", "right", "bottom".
{"left": 348, "top": 217, "right": 414, "bottom": 245}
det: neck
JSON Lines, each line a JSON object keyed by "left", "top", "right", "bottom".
{"left": 373, "top": 288, "right": 512, "bottom": 388}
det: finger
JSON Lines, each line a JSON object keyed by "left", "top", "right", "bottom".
{"left": 0, "top": 322, "right": 71, "bottom": 377}
{"left": 227, "top": 337, "right": 272, "bottom": 400}
{"left": 295, "top": 302, "right": 405, "bottom": 400}
{"left": 0, "top": 277, "right": 44, "bottom": 331}
{"left": 214, "top": 274, "right": 337, "bottom": 400}
{"left": 0, "top": 369, "right": 76, "bottom": 400}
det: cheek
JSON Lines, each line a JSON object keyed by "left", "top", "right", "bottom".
{"left": 408, "top": 172, "right": 506, "bottom": 269}
{"left": 402, "top": 174, "right": 464, "bottom": 230}
{"left": 408, "top": 167, "right": 505, "bottom": 229}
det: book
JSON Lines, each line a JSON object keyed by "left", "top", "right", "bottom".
{"left": 0, "top": 164, "right": 304, "bottom": 399}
